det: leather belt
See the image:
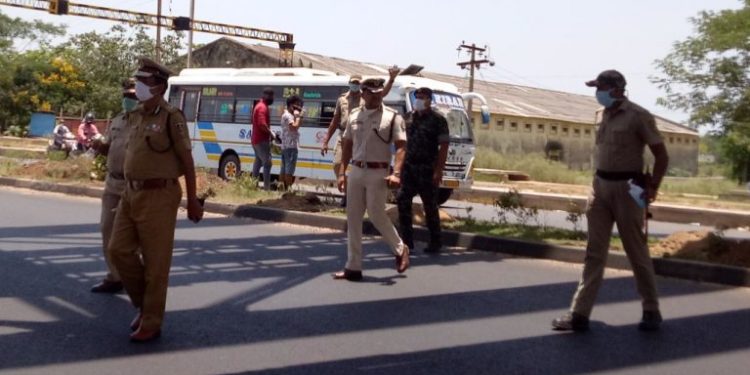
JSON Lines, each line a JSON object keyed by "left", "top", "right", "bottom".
{"left": 596, "top": 170, "right": 641, "bottom": 181}
{"left": 352, "top": 160, "right": 389, "bottom": 169}
{"left": 127, "top": 178, "right": 177, "bottom": 191}
{"left": 108, "top": 172, "right": 125, "bottom": 180}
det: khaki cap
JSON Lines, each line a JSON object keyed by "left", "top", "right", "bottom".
{"left": 135, "top": 56, "right": 175, "bottom": 81}
{"left": 361, "top": 78, "right": 385, "bottom": 93}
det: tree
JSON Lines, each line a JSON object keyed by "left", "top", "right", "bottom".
{"left": 56, "top": 24, "right": 184, "bottom": 118}
{"left": 0, "top": 9, "right": 65, "bottom": 131}
{"left": 653, "top": 1, "right": 750, "bottom": 182}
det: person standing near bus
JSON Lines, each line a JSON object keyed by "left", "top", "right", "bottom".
{"left": 321, "top": 67, "right": 400, "bottom": 205}
{"left": 108, "top": 57, "right": 203, "bottom": 342}
{"left": 397, "top": 87, "right": 450, "bottom": 254}
{"left": 252, "top": 88, "right": 275, "bottom": 191}
{"left": 280, "top": 95, "right": 303, "bottom": 190}
{"left": 89, "top": 78, "right": 138, "bottom": 294}
{"left": 334, "top": 78, "right": 409, "bottom": 281}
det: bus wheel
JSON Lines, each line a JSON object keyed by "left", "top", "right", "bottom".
{"left": 219, "top": 154, "right": 241, "bottom": 180}
{"left": 437, "top": 188, "right": 453, "bottom": 206}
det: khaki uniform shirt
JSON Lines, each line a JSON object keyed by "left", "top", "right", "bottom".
{"left": 124, "top": 98, "right": 192, "bottom": 180}
{"left": 103, "top": 112, "right": 131, "bottom": 194}
{"left": 333, "top": 92, "right": 364, "bottom": 132}
{"left": 343, "top": 105, "right": 406, "bottom": 163}
{"left": 594, "top": 99, "right": 663, "bottom": 172}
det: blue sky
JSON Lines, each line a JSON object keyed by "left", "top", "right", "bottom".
{"left": 2, "top": 0, "right": 743, "bottom": 125}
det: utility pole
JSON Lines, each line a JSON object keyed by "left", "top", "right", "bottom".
{"left": 155, "top": 0, "right": 162, "bottom": 63}
{"left": 457, "top": 42, "right": 494, "bottom": 119}
{"left": 187, "top": 0, "right": 195, "bottom": 68}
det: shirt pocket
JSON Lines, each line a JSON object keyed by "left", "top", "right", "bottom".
{"left": 144, "top": 124, "right": 172, "bottom": 153}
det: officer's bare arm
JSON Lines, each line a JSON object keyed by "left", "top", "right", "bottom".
{"left": 392, "top": 140, "right": 406, "bottom": 176}
{"left": 648, "top": 142, "right": 669, "bottom": 190}
{"left": 322, "top": 111, "right": 341, "bottom": 148}
{"left": 381, "top": 66, "right": 400, "bottom": 98}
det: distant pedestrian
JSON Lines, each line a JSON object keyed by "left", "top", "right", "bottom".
{"left": 552, "top": 70, "right": 669, "bottom": 332}
{"left": 280, "top": 95, "right": 303, "bottom": 190}
{"left": 334, "top": 78, "right": 409, "bottom": 281}
{"left": 108, "top": 57, "right": 203, "bottom": 342}
{"left": 89, "top": 78, "right": 138, "bottom": 294}
{"left": 252, "top": 87, "right": 275, "bottom": 191}
{"left": 397, "top": 87, "right": 449, "bottom": 253}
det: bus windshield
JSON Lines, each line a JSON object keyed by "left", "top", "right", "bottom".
{"left": 410, "top": 91, "right": 473, "bottom": 141}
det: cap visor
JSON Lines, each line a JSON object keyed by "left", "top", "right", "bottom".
{"left": 364, "top": 87, "right": 384, "bottom": 93}
{"left": 585, "top": 80, "right": 599, "bottom": 87}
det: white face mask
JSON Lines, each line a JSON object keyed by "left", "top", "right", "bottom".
{"left": 414, "top": 99, "right": 426, "bottom": 111}
{"left": 135, "top": 81, "right": 155, "bottom": 102}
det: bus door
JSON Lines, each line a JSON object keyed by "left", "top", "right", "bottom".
{"left": 180, "top": 89, "right": 200, "bottom": 146}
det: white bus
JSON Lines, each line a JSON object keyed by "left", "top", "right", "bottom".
{"left": 167, "top": 67, "right": 488, "bottom": 204}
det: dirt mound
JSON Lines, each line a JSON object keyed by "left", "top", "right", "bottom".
{"left": 257, "top": 192, "right": 327, "bottom": 212}
{"left": 653, "top": 230, "right": 750, "bottom": 268}
{"left": 385, "top": 203, "right": 455, "bottom": 226}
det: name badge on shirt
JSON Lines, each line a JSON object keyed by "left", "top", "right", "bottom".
{"left": 146, "top": 123, "right": 163, "bottom": 133}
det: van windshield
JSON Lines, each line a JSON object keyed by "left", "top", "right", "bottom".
{"left": 410, "top": 91, "right": 473, "bottom": 141}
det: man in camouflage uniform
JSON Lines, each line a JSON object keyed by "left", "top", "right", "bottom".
{"left": 552, "top": 70, "right": 669, "bottom": 332}
{"left": 397, "top": 87, "right": 450, "bottom": 253}
{"left": 109, "top": 57, "right": 203, "bottom": 342}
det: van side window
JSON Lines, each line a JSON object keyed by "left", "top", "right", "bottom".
{"left": 319, "top": 102, "right": 336, "bottom": 127}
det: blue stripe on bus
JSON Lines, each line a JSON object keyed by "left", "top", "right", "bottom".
{"left": 197, "top": 121, "right": 215, "bottom": 130}
{"left": 204, "top": 142, "right": 222, "bottom": 154}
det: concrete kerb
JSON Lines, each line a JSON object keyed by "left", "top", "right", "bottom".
{"left": 2, "top": 176, "right": 749, "bottom": 288}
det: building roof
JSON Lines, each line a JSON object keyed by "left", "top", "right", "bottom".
{"left": 194, "top": 38, "right": 698, "bottom": 136}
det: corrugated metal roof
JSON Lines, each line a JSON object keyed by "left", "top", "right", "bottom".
{"left": 206, "top": 39, "right": 698, "bottom": 136}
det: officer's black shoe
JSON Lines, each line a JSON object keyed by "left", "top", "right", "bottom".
{"left": 551, "top": 312, "right": 589, "bottom": 332}
{"left": 91, "top": 280, "right": 123, "bottom": 293}
{"left": 638, "top": 310, "right": 663, "bottom": 331}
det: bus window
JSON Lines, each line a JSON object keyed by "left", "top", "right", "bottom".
{"left": 235, "top": 99, "right": 253, "bottom": 124}
{"left": 181, "top": 91, "right": 199, "bottom": 122}
{"left": 302, "top": 102, "right": 322, "bottom": 127}
{"left": 319, "top": 102, "right": 336, "bottom": 127}
{"left": 199, "top": 98, "right": 234, "bottom": 123}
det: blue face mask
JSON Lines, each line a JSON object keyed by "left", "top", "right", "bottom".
{"left": 349, "top": 84, "right": 361, "bottom": 93}
{"left": 596, "top": 89, "right": 618, "bottom": 108}
{"left": 122, "top": 97, "right": 138, "bottom": 112}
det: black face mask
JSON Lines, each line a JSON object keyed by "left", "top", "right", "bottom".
{"left": 264, "top": 98, "right": 274, "bottom": 105}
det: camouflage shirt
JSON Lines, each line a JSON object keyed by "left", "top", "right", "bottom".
{"left": 404, "top": 110, "right": 450, "bottom": 168}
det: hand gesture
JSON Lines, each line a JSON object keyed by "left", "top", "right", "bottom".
{"left": 388, "top": 66, "right": 400, "bottom": 80}
{"left": 337, "top": 174, "right": 347, "bottom": 193}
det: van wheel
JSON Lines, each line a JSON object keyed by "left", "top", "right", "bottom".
{"left": 437, "top": 188, "right": 453, "bottom": 205}
{"left": 219, "top": 154, "right": 241, "bottom": 180}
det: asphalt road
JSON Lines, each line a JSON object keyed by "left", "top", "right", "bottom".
{"left": 1, "top": 187, "right": 750, "bottom": 375}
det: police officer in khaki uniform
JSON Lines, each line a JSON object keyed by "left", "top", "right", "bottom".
{"left": 334, "top": 77, "right": 409, "bottom": 281}
{"left": 90, "top": 78, "right": 139, "bottom": 294}
{"left": 321, "top": 68, "right": 400, "bottom": 206}
{"left": 552, "top": 70, "right": 669, "bottom": 332}
{"left": 109, "top": 57, "right": 203, "bottom": 342}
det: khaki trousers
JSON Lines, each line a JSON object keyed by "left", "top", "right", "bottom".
{"left": 345, "top": 166, "right": 405, "bottom": 271}
{"left": 570, "top": 176, "right": 659, "bottom": 317}
{"left": 100, "top": 191, "right": 122, "bottom": 282}
{"left": 109, "top": 182, "right": 182, "bottom": 331}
